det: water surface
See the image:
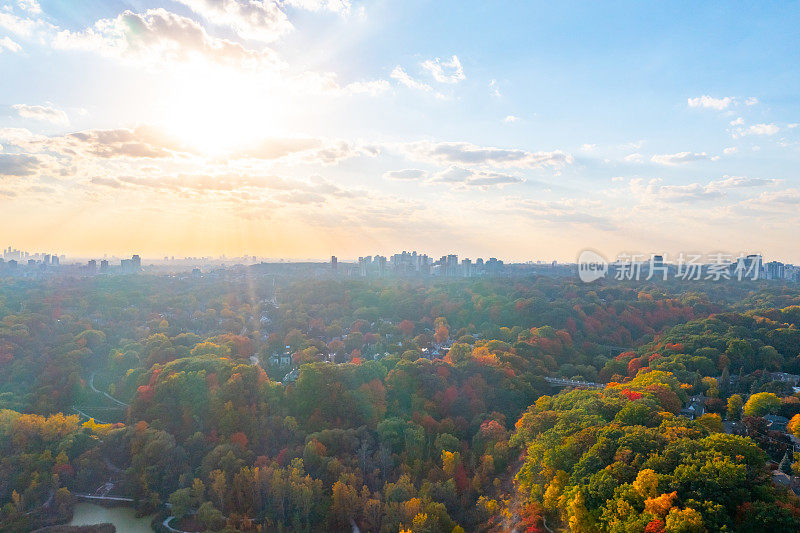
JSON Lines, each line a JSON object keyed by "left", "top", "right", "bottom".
{"left": 69, "top": 502, "right": 153, "bottom": 533}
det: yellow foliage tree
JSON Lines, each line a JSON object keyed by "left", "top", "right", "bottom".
{"left": 567, "top": 491, "right": 595, "bottom": 532}
{"left": 787, "top": 414, "right": 800, "bottom": 438}
{"left": 442, "top": 450, "right": 460, "bottom": 478}
{"left": 665, "top": 507, "right": 704, "bottom": 532}
{"left": 696, "top": 413, "right": 723, "bottom": 433}
{"left": 645, "top": 491, "right": 677, "bottom": 518}
{"left": 543, "top": 470, "right": 568, "bottom": 511}
{"left": 633, "top": 469, "right": 659, "bottom": 499}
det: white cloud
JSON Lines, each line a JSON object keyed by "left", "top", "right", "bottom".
{"left": 723, "top": 147, "right": 737, "bottom": 154}
{"left": 91, "top": 172, "right": 362, "bottom": 207}
{"left": 1, "top": 125, "right": 381, "bottom": 168}
{"left": 0, "top": 153, "right": 42, "bottom": 177}
{"left": 342, "top": 79, "right": 390, "bottom": 96}
{"left": 297, "top": 70, "right": 390, "bottom": 96}
{"left": 619, "top": 140, "right": 645, "bottom": 150}
{"left": 390, "top": 66, "right": 436, "bottom": 94}
{"left": 0, "top": 36, "right": 21, "bottom": 53}
{"left": 420, "top": 55, "right": 465, "bottom": 83}
{"left": 0, "top": 11, "right": 43, "bottom": 37}
{"left": 746, "top": 123, "right": 780, "bottom": 135}
{"left": 173, "top": 0, "right": 292, "bottom": 42}
{"left": 1, "top": 125, "right": 192, "bottom": 160}
{"left": 284, "top": 0, "right": 351, "bottom": 14}
{"left": 629, "top": 175, "right": 780, "bottom": 203}
{"left": 580, "top": 143, "right": 597, "bottom": 152}
{"left": 12, "top": 104, "right": 68, "bottom": 125}
{"left": 509, "top": 198, "right": 615, "bottom": 230}
{"left": 740, "top": 188, "right": 800, "bottom": 214}
{"left": 650, "top": 152, "right": 710, "bottom": 165}
{"left": 624, "top": 153, "right": 643, "bottom": 163}
{"left": 488, "top": 79, "right": 500, "bottom": 98}
{"left": 383, "top": 169, "right": 427, "bottom": 181}
{"left": 788, "top": 123, "right": 799, "bottom": 129}
{"left": 634, "top": 179, "right": 720, "bottom": 202}
{"left": 304, "top": 140, "right": 379, "bottom": 165}
{"left": 745, "top": 96, "right": 759, "bottom": 106}
{"left": 709, "top": 175, "right": 781, "bottom": 189}
{"left": 504, "top": 115, "right": 520, "bottom": 123}
{"left": 230, "top": 137, "right": 324, "bottom": 159}
{"left": 429, "top": 165, "right": 523, "bottom": 189}
{"left": 730, "top": 120, "right": 780, "bottom": 138}
{"left": 17, "top": 0, "right": 41, "bottom": 13}
{"left": 0, "top": 127, "right": 44, "bottom": 147}
{"left": 0, "top": 1, "right": 57, "bottom": 38}
{"left": 401, "top": 141, "right": 573, "bottom": 170}
{"left": 687, "top": 95, "right": 734, "bottom": 110}
{"left": 53, "top": 9, "right": 278, "bottom": 69}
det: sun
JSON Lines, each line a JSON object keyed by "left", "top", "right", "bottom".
{"left": 158, "top": 64, "right": 284, "bottom": 155}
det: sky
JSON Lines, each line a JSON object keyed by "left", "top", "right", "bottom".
{"left": 1, "top": 0, "right": 799, "bottom": 262}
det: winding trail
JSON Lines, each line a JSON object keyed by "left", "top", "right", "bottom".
{"left": 73, "top": 494, "right": 134, "bottom": 503}
{"left": 89, "top": 372, "right": 130, "bottom": 407}
{"left": 544, "top": 376, "right": 604, "bottom": 389}
{"left": 72, "top": 407, "right": 108, "bottom": 425}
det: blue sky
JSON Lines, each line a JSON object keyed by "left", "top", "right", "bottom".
{"left": 1, "top": 1, "right": 799, "bottom": 261}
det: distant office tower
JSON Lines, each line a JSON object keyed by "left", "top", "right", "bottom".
{"left": 132, "top": 254, "right": 141, "bottom": 269}
{"left": 100, "top": 259, "right": 109, "bottom": 270}
{"left": 331, "top": 256, "right": 338, "bottom": 271}
{"left": 88, "top": 260, "right": 97, "bottom": 270}
{"left": 51, "top": 255, "right": 59, "bottom": 266}
{"left": 744, "top": 254, "right": 762, "bottom": 279}
{"left": 766, "top": 261, "right": 785, "bottom": 280}
{"left": 462, "top": 258, "right": 472, "bottom": 277}
{"left": 445, "top": 254, "right": 458, "bottom": 276}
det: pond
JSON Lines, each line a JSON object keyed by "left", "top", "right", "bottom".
{"left": 69, "top": 503, "right": 154, "bottom": 533}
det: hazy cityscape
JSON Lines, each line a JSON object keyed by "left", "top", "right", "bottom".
{"left": 5, "top": 245, "right": 800, "bottom": 284}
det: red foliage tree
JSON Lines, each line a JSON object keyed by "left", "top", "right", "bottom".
{"left": 620, "top": 388, "right": 643, "bottom": 401}
{"left": 231, "top": 431, "right": 248, "bottom": 450}
{"left": 628, "top": 357, "right": 645, "bottom": 376}
{"left": 644, "top": 519, "right": 665, "bottom": 533}
{"left": 137, "top": 385, "right": 154, "bottom": 402}
{"left": 398, "top": 320, "right": 415, "bottom": 337}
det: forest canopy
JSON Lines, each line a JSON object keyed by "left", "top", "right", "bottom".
{"left": 2, "top": 272, "right": 800, "bottom": 531}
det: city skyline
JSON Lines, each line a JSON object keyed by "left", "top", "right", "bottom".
{"left": 2, "top": 244, "right": 795, "bottom": 270}
{"left": 2, "top": 1, "right": 800, "bottom": 261}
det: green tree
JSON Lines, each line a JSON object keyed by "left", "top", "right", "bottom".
{"left": 197, "top": 501, "right": 225, "bottom": 530}
{"left": 169, "top": 488, "right": 193, "bottom": 520}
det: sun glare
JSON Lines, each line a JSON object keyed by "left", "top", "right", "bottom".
{"left": 160, "top": 66, "right": 281, "bottom": 155}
